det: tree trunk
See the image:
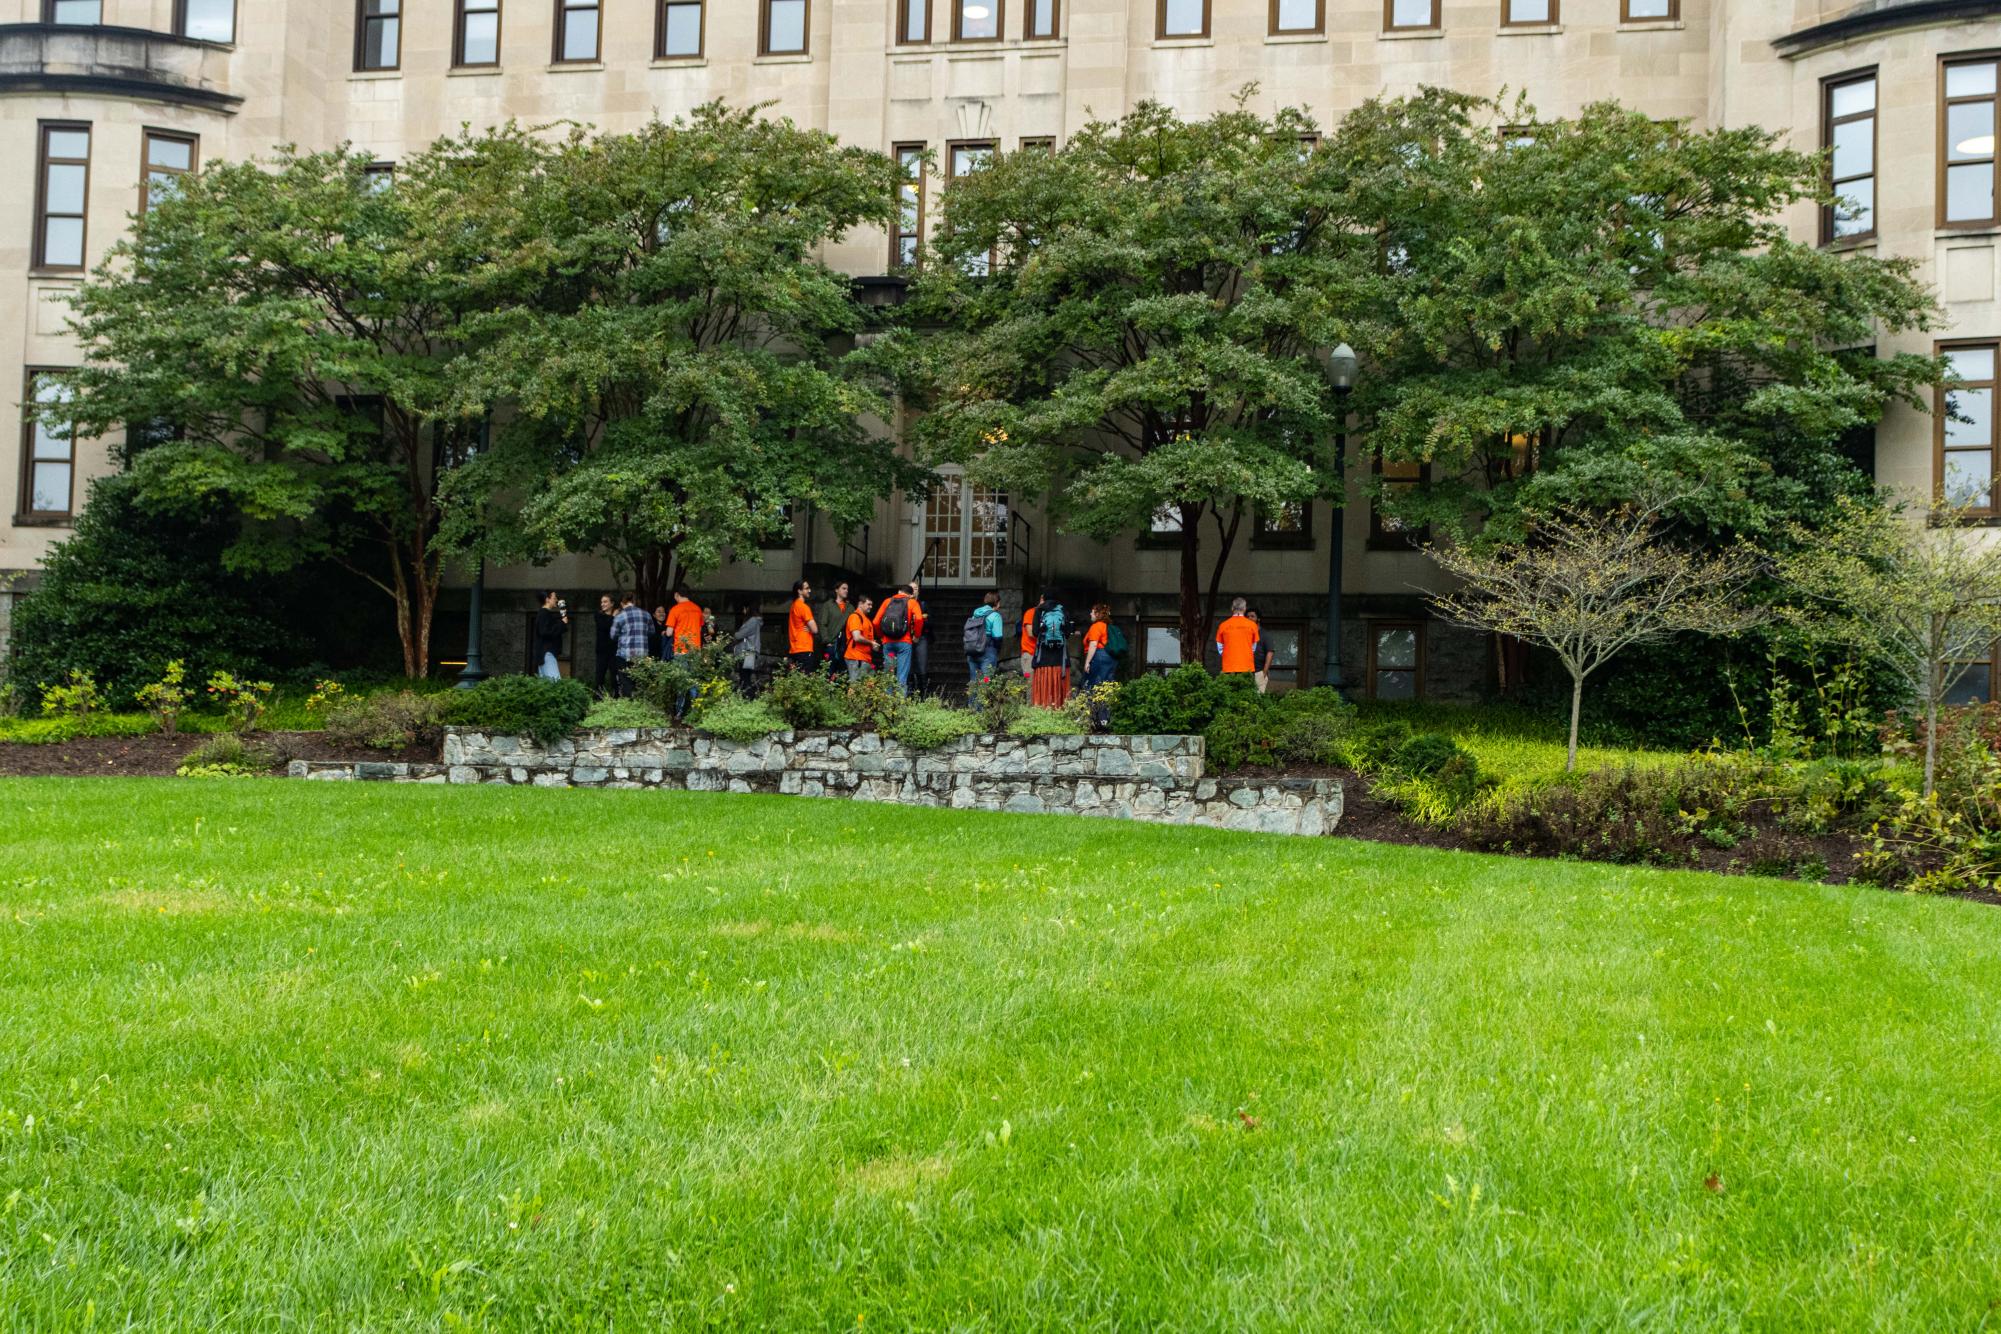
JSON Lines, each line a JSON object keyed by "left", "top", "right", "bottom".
{"left": 1924, "top": 681, "right": 1939, "bottom": 800}
{"left": 1176, "top": 503, "right": 1203, "bottom": 664}
{"left": 1200, "top": 504, "right": 1245, "bottom": 656}
{"left": 1567, "top": 671, "right": 1584, "bottom": 773}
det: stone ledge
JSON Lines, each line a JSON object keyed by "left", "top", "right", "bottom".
{"left": 303, "top": 730, "right": 1340, "bottom": 835}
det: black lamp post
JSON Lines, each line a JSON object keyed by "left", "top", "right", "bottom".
{"left": 456, "top": 558, "right": 488, "bottom": 689}
{"left": 1321, "top": 342, "right": 1358, "bottom": 690}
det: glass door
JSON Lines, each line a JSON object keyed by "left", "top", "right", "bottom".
{"left": 920, "top": 475, "right": 1008, "bottom": 585}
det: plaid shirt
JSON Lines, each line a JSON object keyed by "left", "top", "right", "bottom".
{"left": 611, "top": 605, "right": 654, "bottom": 662}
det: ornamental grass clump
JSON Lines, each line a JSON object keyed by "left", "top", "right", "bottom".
{"left": 886, "top": 700, "right": 981, "bottom": 750}
{"left": 691, "top": 691, "right": 785, "bottom": 743}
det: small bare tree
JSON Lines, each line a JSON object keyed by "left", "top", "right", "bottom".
{"left": 1776, "top": 494, "right": 2001, "bottom": 797}
{"left": 1429, "top": 505, "right": 1763, "bottom": 771}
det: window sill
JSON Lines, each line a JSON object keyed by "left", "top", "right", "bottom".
{"left": 1824, "top": 235, "right": 1878, "bottom": 252}
{"left": 1251, "top": 537, "right": 1316, "bottom": 551}
{"left": 754, "top": 52, "right": 814, "bottom": 64}
{"left": 1939, "top": 224, "right": 2001, "bottom": 240}
{"left": 13, "top": 514, "right": 73, "bottom": 529}
{"left": 548, "top": 61, "right": 606, "bottom": 72}
{"left": 1497, "top": 23, "right": 1561, "bottom": 35}
{"left": 1379, "top": 28, "right": 1444, "bottom": 40}
{"left": 1616, "top": 20, "right": 1684, "bottom": 31}
{"left": 1152, "top": 37, "right": 1214, "bottom": 48}
{"left": 27, "top": 270, "right": 83, "bottom": 282}
{"left": 651, "top": 56, "right": 708, "bottom": 67}
{"left": 1135, "top": 534, "right": 1185, "bottom": 550}
{"left": 348, "top": 68, "right": 402, "bottom": 81}
{"left": 447, "top": 65, "right": 503, "bottom": 77}
{"left": 1265, "top": 31, "right": 1326, "bottom": 44}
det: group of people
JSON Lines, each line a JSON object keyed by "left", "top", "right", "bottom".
{"left": 535, "top": 582, "right": 1274, "bottom": 711}
{"left": 785, "top": 579, "right": 931, "bottom": 692}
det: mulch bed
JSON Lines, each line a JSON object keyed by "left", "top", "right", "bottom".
{"left": 0, "top": 732, "right": 437, "bottom": 778}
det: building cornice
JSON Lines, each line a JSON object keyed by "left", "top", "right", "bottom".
{"left": 1774, "top": 1, "right": 2001, "bottom": 58}
{"left": 0, "top": 22, "right": 241, "bottom": 114}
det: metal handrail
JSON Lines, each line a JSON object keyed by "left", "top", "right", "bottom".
{"left": 838, "top": 523, "right": 870, "bottom": 578}
{"left": 913, "top": 534, "right": 947, "bottom": 584}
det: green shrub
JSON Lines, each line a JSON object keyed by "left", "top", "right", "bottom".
{"left": 694, "top": 693, "right": 786, "bottom": 743}
{"left": 0, "top": 713, "right": 158, "bottom": 745}
{"left": 323, "top": 690, "right": 448, "bottom": 751}
{"left": 844, "top": 672, "right": 905, "bottom": 732}
{"left": 1273, "top": 710, "right": 1349, "bottom": 766}
{"left": 176, "top": 733, "right": 274, "bottom": 778}
{"left": 1460, "top": 762, "right": 1752, "bottom": 865}
{"left": 439, "top": 675, "right": 591, "bottom": 744}
{"left": 134, "top": 661, "right": 191, "bottom": 735}
{"left": 971, "top": 672, "right": 1029, "bottom": 734}
{"left": 1108, "top": 664, "right": 1256, "bottom": 736}
{"left": 1349, "top": 721, "right": 1415, "bottom": 771}
{"left": 887, "top": 700, "right": 982, "bottom": 750}
{"left": 627, "top": 645, "right": 737, "bottom": 717}
{"left": 1205, "top": 702, "right": 1284, "bottom": 769}
{"left": 766, "top": 668, "right": 856, "bottom": 730}
{"left": 580, "top": 698, "right": 674, "bottom": 730}
{"left": 203, "top": 671, "right": 275, "bottom": 734}
{"left": 1391, "top": 733, "right": 1466, "bottom": 778}
{"left": 6, "top": 473, "right": 300, "bottom": 710}
{"left": 39, "top": 669, "right": 102, "bottom": 720}
{"left": 1008, "top": 706, "right": 1087, "bottom": 739}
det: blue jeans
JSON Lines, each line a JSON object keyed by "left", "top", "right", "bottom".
{"left": 966, "top": 648, "right": 998, "bottom": 703}
{"left": 884, "top": 641, "right": 912, "bottom": 694}
{"left": 538, "top": 652, "right": 561, "bottom": 680}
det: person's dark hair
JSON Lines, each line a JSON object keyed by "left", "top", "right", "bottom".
{"left": 1091, "top": 603, "right": 1110, "bottom": 620}
{"left": 620, "top": 592, "right": 635, "bottom": 606}
{"left": 672, "top": 587, "right": 690, "bottom": 601}
{"left": 738, "top": 602, "right": 754, "bottom": 618}
{"left": 792, "top": 579, "right": 809, "bottom": 597}
{"left": 897, "top": 583, "right": 913, "bottom": 597}
{"left": 983, "top": 589, "right": 1000, "bottom": 606}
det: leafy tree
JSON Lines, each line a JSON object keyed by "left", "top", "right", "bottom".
{"left": 440, "top": 104, "right": 921, "bottom": 606}
{"left": 48, "top": 128, "right": 553, "bottom": 678}
{"left": 1429, "top": 502, "right": 1762, "bottom": 770}
{"left": 901, "top": 99, "right": 1364, "bottom": 659}
{"left": 7, "top": 474, "right": 298, "bottom": 709}
{"left": 1334, "top": 91, "right": 1944, "bottom": 544}
{"left": 1776, "top": 495, "right": 2001, "bottom": 796}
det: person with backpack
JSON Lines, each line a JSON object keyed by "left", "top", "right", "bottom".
{"left": 1081, "top": 603, "right": 1116, "bottom": 729}
{"left": 1031, "top": 595, "right": 1070, "bottom": 707}
{"left": 963, "top": 589, "right": 1005, "bottom": 705}
{"left": 1248, "top": 607, "right": 1272, "bottom": 694}
{"left": 844, "top": 595, "right": 878, "bottom": 682}
{"left": 730, "top": 602, "right": 764, "bottom": 696}
{"left": 873, "top": 584, "right": 920, "bottom": 695}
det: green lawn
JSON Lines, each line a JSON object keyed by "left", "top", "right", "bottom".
{"left": 2, "top": 781, "right": 1998, "bottom": 1328}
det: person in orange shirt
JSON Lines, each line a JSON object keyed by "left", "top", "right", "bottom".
{"left": 844, "top": 595, "right": 878, "bottom": 682}
{"left": 874, "top": 583, "right": 920, "bottom": 695}
{"left": 665, "top": 589, "right": 704, "bottom": 656}
{"left": 785, "top": 579, "right": 818, "bottom": 673}
{"left": 1020, "top": 600, "right": 1039, "bottom": 681}
{"left": 1214, "top": 597, "right": 1261, "bottom": 677}
{"left": 1081, "top": 603, "right": 1116, "bottom": 729}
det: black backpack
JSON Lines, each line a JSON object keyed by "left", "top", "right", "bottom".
{"left": 879, "top": 596, "right": 909, "bottom": 640}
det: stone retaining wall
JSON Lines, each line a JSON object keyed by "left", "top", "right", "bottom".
{"left": 288, "top": 728, "right": 1342, "bottom": 836}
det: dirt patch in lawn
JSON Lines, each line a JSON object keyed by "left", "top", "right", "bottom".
{"left": 0, "top": 731, "right": 438, "bottom": 778}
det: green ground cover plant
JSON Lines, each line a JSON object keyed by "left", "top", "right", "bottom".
{"left": 438, "top": 676, "right": 591, "bottom": 745}
{"left": 0, "top": 781, "right": 1997, "bottom": 1326}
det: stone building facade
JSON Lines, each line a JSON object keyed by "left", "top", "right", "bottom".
{"left": 2, "top": 1, "right": 1996, "bottom": 699}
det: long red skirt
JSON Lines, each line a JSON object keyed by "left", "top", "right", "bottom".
{"left": 1032, "top": 665, "right": 1070, "bottom": 708}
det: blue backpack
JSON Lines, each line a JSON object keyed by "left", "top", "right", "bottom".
{"left": 1039, "top": 605, "right": 1067, "bottom": 646}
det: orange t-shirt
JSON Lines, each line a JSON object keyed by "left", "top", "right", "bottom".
{"left": 1084, "top": 622, "right": 1109, "bottom": 655}
{"left": 787, "top": 598, "right": 815, "bottom": 653}
{"left": 1215, "top": 615, "right": 1260, "bottom": 674}
{"left": 666, "top": 601, "right": 704, "bottom": 653}
{"left": 844, "top": 612, "right": 875, "bottom": 661}
{"left": 1020, "top": 609, "right": 1036, "bottom": 655}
